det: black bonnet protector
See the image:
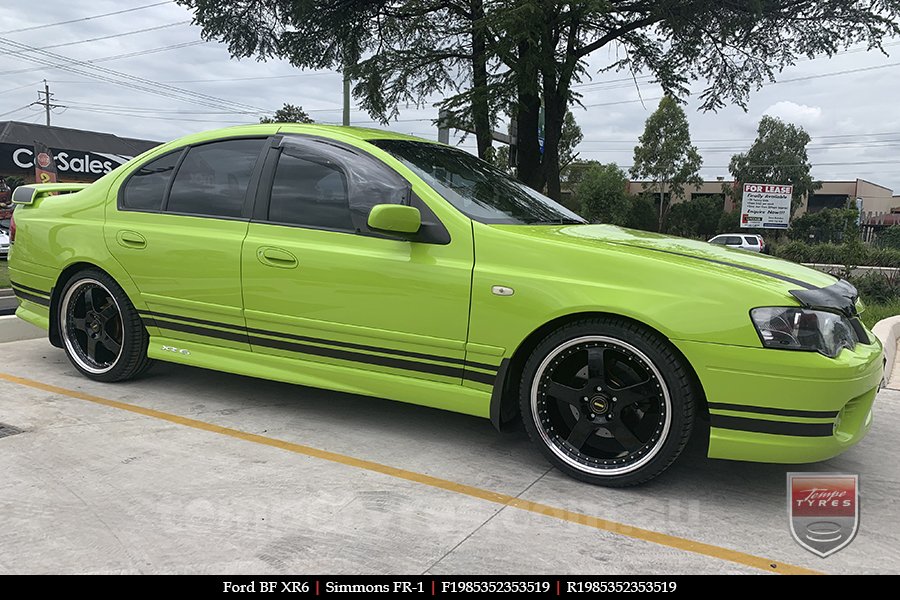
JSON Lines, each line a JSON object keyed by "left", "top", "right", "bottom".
{"left": 791, "top": 279, "right": 870, "bottom": 343}
{"left": 790, "top": 278, "right": 858, "bottom": 317}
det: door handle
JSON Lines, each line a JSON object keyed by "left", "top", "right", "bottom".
{"left": 116, "top": 230, "right": 146, "bottom": 249}
{"left": 257, "top": 246, "right": 298, "bottom": 269}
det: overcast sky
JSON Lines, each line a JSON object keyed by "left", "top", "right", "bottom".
{"left": 1, "top": 1, "right": 899, "bottom": 191}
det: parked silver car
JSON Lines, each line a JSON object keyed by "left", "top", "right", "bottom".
{"left": 707, "top": 233, "right": 765, "bottom": 253}
{"left": 0, "top": 227, "right": 8, "bottom": 259}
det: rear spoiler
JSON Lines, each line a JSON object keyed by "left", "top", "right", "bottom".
{"left": 12, "top": 183, "right": 91, "bottom": 205}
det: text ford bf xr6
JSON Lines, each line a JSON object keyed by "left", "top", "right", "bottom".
{"left": 8, "top": 125, "right": 882, "bottom": 486}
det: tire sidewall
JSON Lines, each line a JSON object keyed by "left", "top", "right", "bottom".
{"left": 520, "top": 319, "right": 694, "bottom": 486}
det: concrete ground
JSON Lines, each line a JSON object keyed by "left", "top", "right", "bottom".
{"left": 1, "top": 336, "right": 898, "bottom": 575}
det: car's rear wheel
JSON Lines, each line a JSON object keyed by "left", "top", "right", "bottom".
{"left": 59, "top": 269, "right": 152, "bottom": 382}
{"left": 519, "top": 318, "right": 695, "bottom": 487}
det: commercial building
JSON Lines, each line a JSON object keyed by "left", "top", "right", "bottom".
{"left": 0, "top": 121, "right": 159, "bottom": 184}
{"left": 627, "top": 178, "right": 899, "bottom": 218}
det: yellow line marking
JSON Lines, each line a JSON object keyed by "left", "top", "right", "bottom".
{"left": 0, "top": 372, "right": 822, "bottom": 575}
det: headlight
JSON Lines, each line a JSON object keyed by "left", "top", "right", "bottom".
{"left": 750, "top": 307, "right": 859, "bottom": 358}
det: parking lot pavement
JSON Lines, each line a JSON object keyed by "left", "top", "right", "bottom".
{"left": 1, "top": 337, "right": 898, "bottom": 575}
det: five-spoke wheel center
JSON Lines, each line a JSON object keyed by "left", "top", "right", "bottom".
{"left": 587, "top": 390, "right": 612, "bottom": 418}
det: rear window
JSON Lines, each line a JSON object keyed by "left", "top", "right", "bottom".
{"left": 122, "top": 151, "right": 181, "bottom": 211}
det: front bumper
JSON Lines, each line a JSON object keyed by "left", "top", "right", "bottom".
{"left": 676, "top": 337, "right": 883, "bottom": 463}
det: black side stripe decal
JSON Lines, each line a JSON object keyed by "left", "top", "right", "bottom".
{"left": 139, "top": 309, "right": 499, "bottom": 373}
{"left": 12, "top": 289, "right": 51, "bottom": 307}
{"left": 618, "top": 245, "right": 818, "bottom": 290}
{"left": 9, "top": 280, "right": 51, "bottom": 298}
{"left": 144, "top": 317, "right": 248, "bottom": 345}
{"left": 710, "top": 414, "right": 833, "bottom": 437}
{"left": 147, "top": 315, "right": 499, "bottom": 384}
{"left": 708, "top": 402, "right": 839, "bottom": 419}
{"left": 462, "top": 370, "right": 498, "bottom": 385}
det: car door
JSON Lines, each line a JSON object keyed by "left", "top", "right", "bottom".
{"left": 240, "top": 135, "right": 474, "bottom": 385}
{"left": 105, "top": 136, "right": 268, "bottom": 351}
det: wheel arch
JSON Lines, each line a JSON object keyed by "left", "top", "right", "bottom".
{"left": 49, "top": 262, "right": 121, "bottom": 348}
{"left": 489, "top": 311, "right": 709, "bottom": 431}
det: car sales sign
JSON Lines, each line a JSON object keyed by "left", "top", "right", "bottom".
{"left": 740, "top": 183, "right": 792, "bottom": 229}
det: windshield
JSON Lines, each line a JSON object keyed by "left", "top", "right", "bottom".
{"left": 372, "top": 139, "right": 585, "bottom": 225}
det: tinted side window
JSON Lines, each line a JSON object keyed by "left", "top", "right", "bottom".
{"left": 709, "top": 236, "right": 725, "bottom": 245}
{"left": 270, "top": 136, "right": 409, "bottom": 232}
{"left": 167, "top": 139, "right": 265, "bottom": 218}
{"left": 269, "top": 150, "right": 352, "bottom": 230}
{"left": 122, "top": 151, "right": 181, "bottom": 211}
{"left": 743, "top": 236, "right": 758, "bottom": 245}
{"left": 726, "top": 236, "right": 743, "bottom": 245}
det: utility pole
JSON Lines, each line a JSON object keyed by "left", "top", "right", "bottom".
{"left": 32, "top": 80, "right": 64, "bottom": 126}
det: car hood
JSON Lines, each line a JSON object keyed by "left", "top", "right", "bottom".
{"left": 489, "top": 223, "right": 838, "bottom": 295}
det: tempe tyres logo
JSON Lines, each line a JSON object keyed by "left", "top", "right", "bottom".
{"left": 788, "top": 473, "right": 859, "bottom": 557}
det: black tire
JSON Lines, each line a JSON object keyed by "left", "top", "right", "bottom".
{"left": 58, "top": 268, "right": 153, "bottom": 382}
{"left": 519, "top": 317, "right": 695, "bottom": 487}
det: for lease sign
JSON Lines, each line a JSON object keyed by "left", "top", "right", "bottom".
{"left": 740, "top": 183, "right": 792, "bottom": 229}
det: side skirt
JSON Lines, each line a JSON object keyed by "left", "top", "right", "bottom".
{"left": 147, "top": 335, "right": 492, "bottom": 419}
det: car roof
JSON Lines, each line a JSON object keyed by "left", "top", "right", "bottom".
{"left": 210, "top": 123, "right": 435, "bottom": 144}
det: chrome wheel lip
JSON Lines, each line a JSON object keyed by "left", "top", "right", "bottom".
{"left": 530, "top": 335, "right": 672, "bottom": 477}
{"left": 60, "top": 278, "right": 123, "bottom": 375}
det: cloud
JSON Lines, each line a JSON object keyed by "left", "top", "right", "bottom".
{"left": 762, "top": 101, "right": 823, "bottom": 127}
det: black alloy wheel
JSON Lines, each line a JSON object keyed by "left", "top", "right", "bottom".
{"left": 520, "top": 318, "right": 695, "bottom": 486}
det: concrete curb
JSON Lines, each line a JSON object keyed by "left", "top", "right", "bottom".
{"left": 0, "top": 314, "right": 45, "bottom": 343}
{"left": 872, "top": 315, "right": 900, "bottom": 383}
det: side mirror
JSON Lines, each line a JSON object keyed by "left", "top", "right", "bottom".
{"left": 367, "top": 204, "right": 421, "bottom": 235}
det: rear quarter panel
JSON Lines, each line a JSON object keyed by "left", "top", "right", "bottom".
{"left": 9, "top": 175, "right": 145, "bottom": 326}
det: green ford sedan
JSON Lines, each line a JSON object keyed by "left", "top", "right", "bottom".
{"left": 7, "top": 124, "right": 883, "bottom": 486}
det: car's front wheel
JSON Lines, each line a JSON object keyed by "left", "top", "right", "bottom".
{"left": 520, "top": 318, "right": 695, "bottom": 487}
{"left": 58, "top": 269, "right": 152, "bottom": 382}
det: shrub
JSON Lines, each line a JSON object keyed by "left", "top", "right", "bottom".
{"left": 664, "top": 196, "right": 722, "bottom": 238}
{"left": 770, "top": 240, "right": 900, "bottom": 268}
{"left": 625, "top": 194, "right": 658, "bottom": 232}
{"left": 574, "top": 163, "right": 630, "bottom": 225}
{"left": 876, "top": 226, "right": 900, "bottom": 250}
{"left": 849, "top": 271, "right": 900, "bottom": 304}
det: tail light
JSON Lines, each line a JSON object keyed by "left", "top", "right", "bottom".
{"left": 9, "top": 213, "right": 15, "bottom": 243}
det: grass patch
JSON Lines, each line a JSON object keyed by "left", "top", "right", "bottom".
{"left": 861, "top": 299, "right": 900, "bottom": 329}
{"left": 0, "top": 260, "right": 8, "bottom": 289}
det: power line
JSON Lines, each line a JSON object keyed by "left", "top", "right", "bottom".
{"left": 0, "top": 80, "right": 41, "bottom": 96}
{"left": 0, "top": 36, "right": 271, "bottom": 114}
{"left": 158, "top": 71, "right": 341, "bottom": 84}
{"left": 0, "top": 1, "right": 175, "bottom": 35}
{"left": 0, "top": 41, "right": 207, "bottom": 77}
{"left": 0, "top": 104, "right": 33, "bottom": 119}
{"left": 63, "top": 106, "right": 249, "bottom": 124}
{"left": 0, "top": 21, "right": 190, "bottom": 56}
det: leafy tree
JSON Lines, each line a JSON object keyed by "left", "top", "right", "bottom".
{"left": 664, "top": 196, "right": 722, "bottom": 238}
{"left": 717, "top": 210, "right": 741, "bottom": 234}
{"left": 260, "top": 103, "right": 314, "bottom": 124}
{"left": 575, "top": 163, "right": 630, "bottom": 225}
{"left": 493, "top": 110, "right": 583, "bottom": 180}
{"left": 727, "top": 116, "right": 819, "bottom": 215}
{"left": 631, "top": 96, "right": 703, "bottom": 231}
{"left": 626, "top": 195, "right": 659, "bottom": 233}
{"left": 788, "top": 207, "right": 859, "bottom": 244}
{"left": 180, "top": 1, "right": 900, "bottom": 201}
